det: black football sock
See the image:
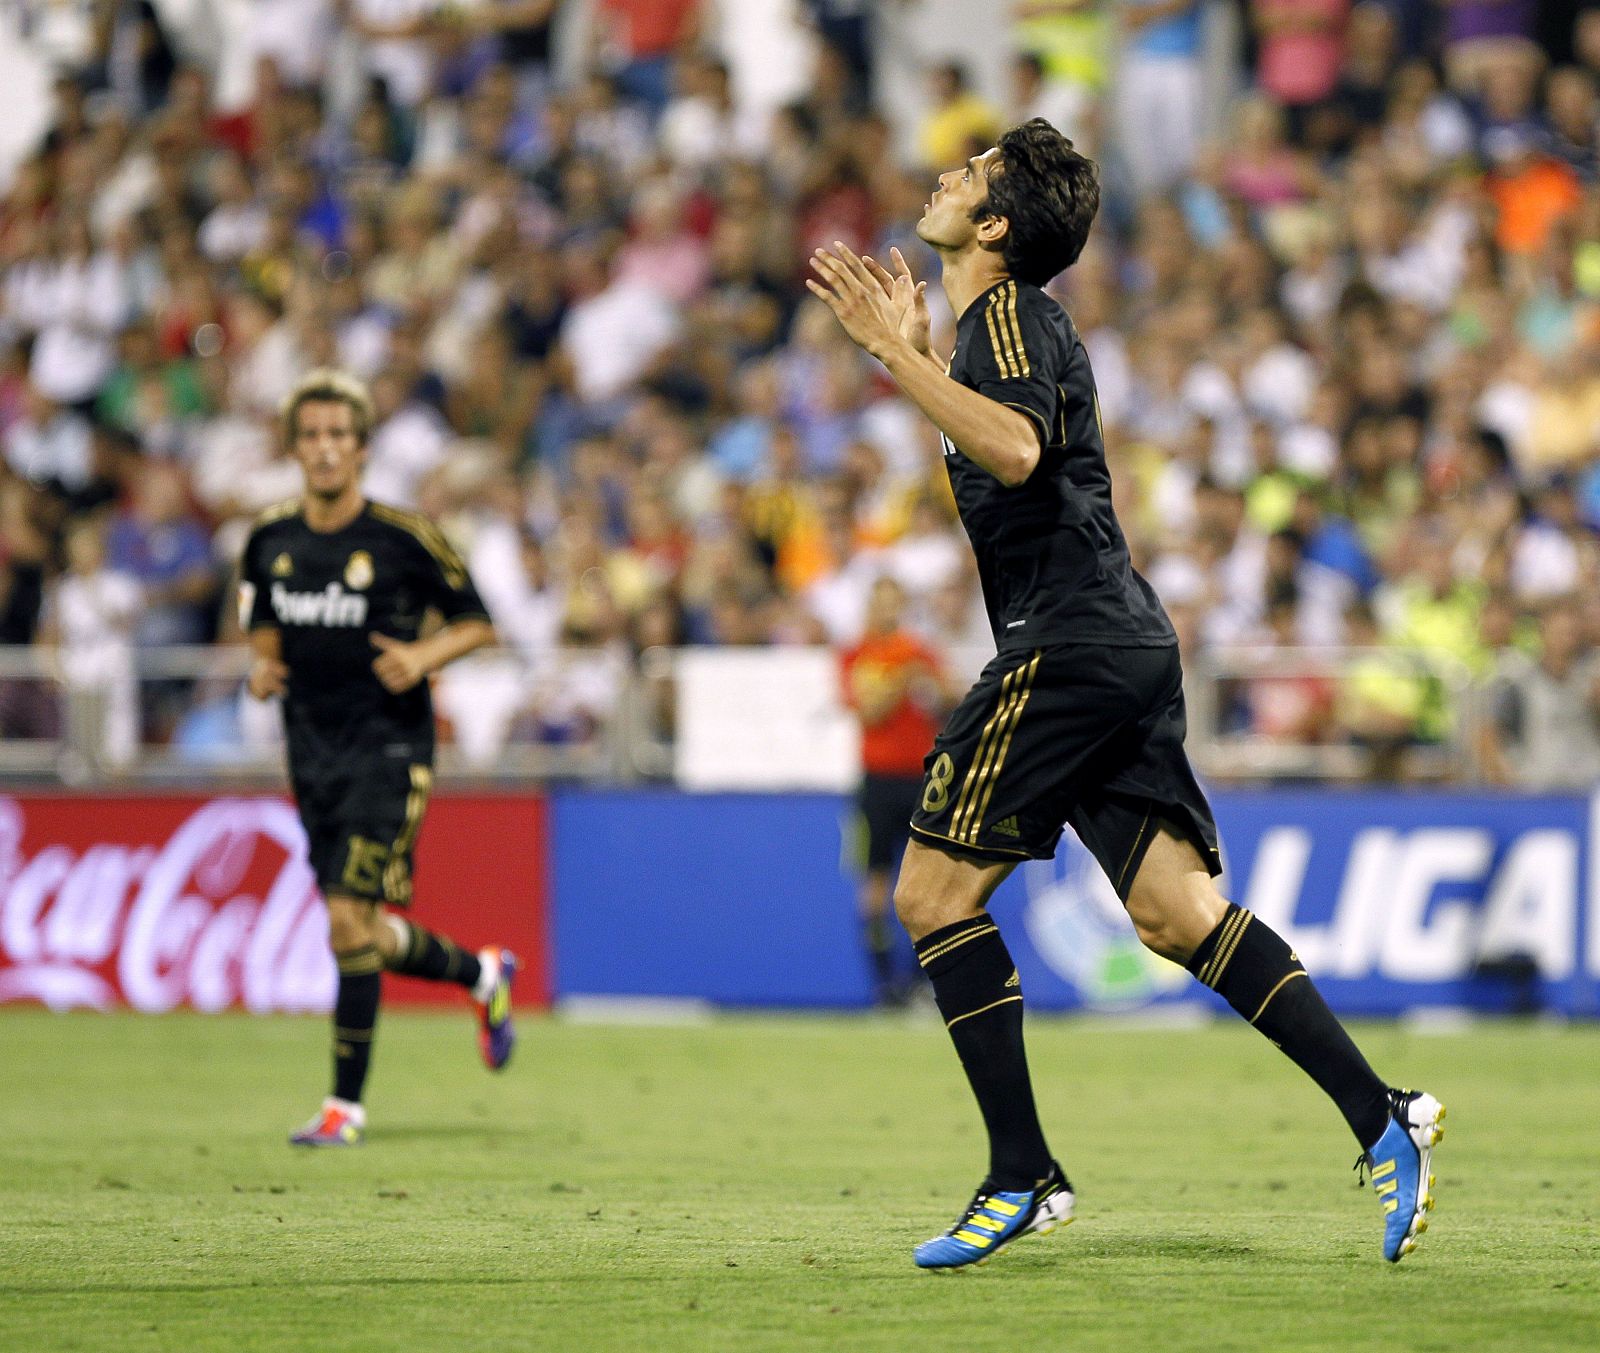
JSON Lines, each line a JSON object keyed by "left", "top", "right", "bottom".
{"left": 915, "top": 915, "right": 1053, "bottom": 1191}
{"left": 1188, "top": 904, "right": 1391, "bottom": 1149}
{"left": 385, "top": 918, "right": 482, "bottom": 992}
{"left": 332, "top": 944, "right": 382, "bottom": 1104}
{"left": 864, "top": 914, "right": 896, "bottom": 1001}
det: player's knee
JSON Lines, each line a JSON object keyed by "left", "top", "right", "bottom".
{"left": 1127, "top": 910, "right": 1192, "bottom": 964}
{"left": 326, "top": 899, "right": 377, "bottom": 954}
{"left": 893, "top": 874, "right": 961, "bottom": 939}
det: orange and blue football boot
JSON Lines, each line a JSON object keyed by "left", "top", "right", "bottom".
{"left": 476, "top": 949, "right": 517, "bottom": 1071}
{"left": 289, "top": 1097, "right": 365, "bottom": 1147}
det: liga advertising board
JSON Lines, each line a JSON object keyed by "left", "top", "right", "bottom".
{"left": 1008, "top": 791, "right": 1600, "bottom": 1017}
{"left": 552, "top": 789, "right": 1600, "bottom": 1017}
{"left": 0, "top": 794, "right": 549, "bottom": 1013}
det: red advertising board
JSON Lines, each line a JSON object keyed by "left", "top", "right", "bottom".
{"left": 0, "top": 793, "right": 549, "bottom": 1012}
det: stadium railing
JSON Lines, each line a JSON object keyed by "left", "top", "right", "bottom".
{"left": 0, "top": 643, "right": 1483, "bottom": 786}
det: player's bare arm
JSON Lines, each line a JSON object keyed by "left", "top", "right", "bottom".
{"left": 247, "top": 625, "right": 288, "bottom": 700}
{"left": 370, "top": 616, "right": 496, "bottom": 695}
{"left": 808, "top": 243, "right": 1041, "bottom": 487}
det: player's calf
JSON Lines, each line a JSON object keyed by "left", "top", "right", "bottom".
{"left": 381, "top": 914, "right": 484, "bottom": 991}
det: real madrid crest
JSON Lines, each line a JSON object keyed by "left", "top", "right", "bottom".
{"left": 344, "top": 550, "right": 374, "bottom": 590}
{"left": 271, "top": 552, "right": 293, "bottom": 577}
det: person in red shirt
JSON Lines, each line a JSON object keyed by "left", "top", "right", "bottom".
{"left": 840, "top": 576, "right": 949, "bottom": 1005}
{"left": 595, "top": 0, "right": 703, "bottom": 117}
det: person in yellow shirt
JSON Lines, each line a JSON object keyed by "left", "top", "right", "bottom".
{"left": 918, "top": 62, "right": 1003, "bottom": 169}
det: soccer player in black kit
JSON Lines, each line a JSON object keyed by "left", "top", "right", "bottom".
{"left": 239, "top": 370, "right": 516, "bottom": 1148}
{"left": 808, "top": 121, "right": 1444, "bottom": 1267}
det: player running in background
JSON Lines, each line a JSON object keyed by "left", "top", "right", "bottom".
{"left": 808, "top": 121, "right": 1443, "bottom": 1268}
{"left": 239, "top": 369, "right": 516, "bottom": 1148}
{"left": 840, "top": 575, "right": 950, "bottom": 1007}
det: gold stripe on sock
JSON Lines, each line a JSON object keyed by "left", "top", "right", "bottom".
{"left": 1202, "top": 911, "right": 1252, "bottom": 989}
{"left": 945, "top": 994, "right": 1024, "bottom": 1030}
{"left": 333, "top": 1026, "right": 374, "bottom": 1042}
{"left": 336, "top": 946, "right": 382, "bottom": 976}
{"left": 1196, "top": 911, "right": 1243, "bottom": 987}
{"left": 1197, "top": 909, "right": 1246, "bottom": 986}
{"left": 916, "top": 923, "right": 999, "bottom": 969}
{"left": 1249, "top": 970, "right": 1307, "bottom": 1025}
{"left": 1197, "top": 910, "right": 1247, "bottom": 987}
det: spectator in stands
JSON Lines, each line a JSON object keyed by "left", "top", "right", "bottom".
{"left": 346, "top": 0, "right": 443, "bottom": 110}
{"left": 104, "top": 458, "right": 216, "bottom": 648}
{"left": 916, "top": 61, "right": 1002, "bottom": 170}
{"left": 40, "top": 514, "right": 140, "bottom": 769}
{"left": 1252, "top": 0, "right": 1349, "bottom": 139}
{"left": 1481, "top": 597, "right": 1600, "bottom": 788}
{"left": 840, "top": 575, "right": 947, "bottom": 1006}
{"left": 593, "top": 0, "right": 702, "bottom": 118}
{"left": 0, "top": 0, "right": 1594, "bottom": 787}
{"left": 1115, "top": 0, "right": 1204, "bottom": 197}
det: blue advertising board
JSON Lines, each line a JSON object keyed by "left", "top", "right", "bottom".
{"left": 551, "top": 790, "right": 1600, "bottom": 1017}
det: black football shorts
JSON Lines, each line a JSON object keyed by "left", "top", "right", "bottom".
{"left": 908, "top": 643, "right": 1220, "bottom": 899}
{"left": 291, "top": 753, "right": 434, "bottom": 907}
{"left": 855, "top": 772, "right": 923, "bottom": 872}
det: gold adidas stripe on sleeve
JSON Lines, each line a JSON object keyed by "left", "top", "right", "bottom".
{"left": 369, "top": 502, "right": 469, "bottom": 588}
{"left": 992, "top": 287, "right": 1024, "bottom": 377}
{"left": 252, "top": 498, "right": 302, "bottom": 529}
{"left": 1003, "top": 282, "right": 1031, "bottom": 377}
{"left": 982, "top": 282, "right": 1033, "bottom": 380}
{"left": 984, "top": 301, "right": 1019, "bottom": 379}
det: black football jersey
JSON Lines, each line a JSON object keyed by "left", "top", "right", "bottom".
{"left": 239, "top": 499, "right": 489, "bottom": 764}
{"left": 943, "top": 278, "right": 1175, "bottom": 653}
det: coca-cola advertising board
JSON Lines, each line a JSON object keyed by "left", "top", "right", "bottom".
{"left": 0, "top": 794, "right": 549, "bottom": 1012}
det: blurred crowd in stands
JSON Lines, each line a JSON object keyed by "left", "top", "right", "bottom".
{"left": 1, "top": 0, "right": 1598, "bottom": 784}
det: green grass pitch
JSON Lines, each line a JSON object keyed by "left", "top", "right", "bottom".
{"left": 2, "top": 1009, "right": 1597, "bottom": 1352}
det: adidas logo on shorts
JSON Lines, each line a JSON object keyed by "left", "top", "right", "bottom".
{"left": 992, "top": 815, "right": 1021, "bottom": 838}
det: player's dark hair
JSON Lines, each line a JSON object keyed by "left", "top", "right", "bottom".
{"left": 976, "top": 119, "right": 1099, "bottom": 285}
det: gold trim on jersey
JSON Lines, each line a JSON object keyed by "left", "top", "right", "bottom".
{"left": 252, "top": 498, "right": 302, "bottom": 528}
{"left": 908, "top": 823, "right": 1034, "bottom": 859}
{"left": 948, "top": 659, "right": 1026, "bottom": 838}
{"left": 382, "top": 764, "right": 433, "bottom": 903}
{"left": 982, "top": 281, "right": 1032, "bottom": 380}
{"left": 984, "top": 302, "right": 1018, "bottom": 379}
{"left": 1114, "top": 807, "right": 1153, "bottom": 893}
{"left": 947, "top": 652, "right": 1042, "bottom": 844}
{"left": 961, "top": 651, "right": 1041, "bottom": 842}
{"left": 368, "top": 502, "right": 469, "bottom": 589}
{"left": 1004, "top": 282, "right": 1031, "bottom": 377}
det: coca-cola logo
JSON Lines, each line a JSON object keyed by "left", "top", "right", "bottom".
{"left": 0, "top": 798, "right": 334, "bottom": 1013}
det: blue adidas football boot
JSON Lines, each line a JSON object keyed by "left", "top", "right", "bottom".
{"left": 1362, "top": 1089, "right": 1445, "bottom": 1263}
{"left": 914, "top": 1163, "right": 1074, "bottom": 1270}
